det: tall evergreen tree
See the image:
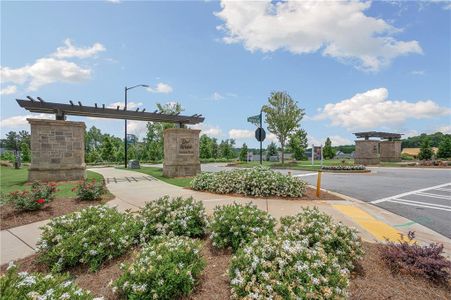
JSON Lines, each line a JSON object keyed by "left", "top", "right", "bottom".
{"left": 20, "top": 142, "right": 31, "bottom": 162}
{"left": 199, "top": 134, "right": 212, "bottom": 159}
{"left": 266, "top": 142, "right": 278, "bottom": 161}
{"left": 287, "top": 129, "right": 308, "bottom": 160}
{"left": 437, "top": 136, "right": 451, "bottom": 159}
{"left": 101, "top": 136, "right": 115, "bottom": 162}
{"left": 418, "top": 137, "right": 433, "bottom": 160}
{"left": 239, "top": 143, "right": 248, "bottom": 161}
{"left": 323, "top": 137, "right": 335, "bottom": 159}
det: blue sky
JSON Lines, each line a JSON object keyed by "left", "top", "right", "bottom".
{"left": 1, "top": 0, "right": 450, "bottom": 148}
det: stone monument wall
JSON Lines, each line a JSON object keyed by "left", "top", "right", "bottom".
{"left": 354, "top": 140, "right": 380, "bottom": 165}
{"left": 28, "top": 119, "right": 86, "bottom": 181}
{"left": 380, "top": 140, "right": 401, "bottom": 162}
{"left": 163, "top": 128, "right": 201, "bottom": 177}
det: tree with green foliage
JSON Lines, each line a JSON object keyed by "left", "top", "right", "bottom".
{"left": 199, "top": 134, "right": 212, "bottom": 159}
{"left": 287, "top": 129, "right": 308, "bottom": 160}
{"left": 20, "top": 142, "right": 31, "bottom": 162}
{"left": 101, "top": 136, "right": 115, "bottom": 162}
{"left": 402, "top": 132, "right": 449, "bottom": 148}
{"left": 219, "top": 139, "right": 236, "bottom": 159}
{"left": 323, "top": 137, "right": 335, "bottom": 159}
{"left": 263, "top": 91, "right": 305, "bottom": 164}
{"left": 437, "top": 136, "right": 451, "bottom": 159}
{"left": 418, "top": 137, "right": 433, "bottom": 160}
{"left": 266, "top": 142, "right": 278, "bottom": 161}
{"left": 143, "top": 102, "right": 184, "bottom": 161}
{"left": 211, "top": 138, "right": 219, "bottom": 159}
{"left": 239, "top": 143, "right": 248, "bottom": 161}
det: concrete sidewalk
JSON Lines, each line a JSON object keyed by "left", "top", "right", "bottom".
{"left": 2, "top": 167, "right": 450, "bottom": 264}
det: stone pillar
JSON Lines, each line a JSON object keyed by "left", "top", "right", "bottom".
{"left": 163, "top": 128, "right": 201, "bottom": 177}
{"left": 380, "top": 140, "right": 401, "bottom": 162}
{"left": 354, "top": 140, "right": 380, "bottom": 165}
{"left": 28, "top": 119, "right": 86, "bottom": 181}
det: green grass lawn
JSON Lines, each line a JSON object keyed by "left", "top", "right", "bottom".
{"left": 121, "top": 166, "right": 193, "bottom": 188}
{"left": 0, "top": 166, "right": 105, "bottom": 198}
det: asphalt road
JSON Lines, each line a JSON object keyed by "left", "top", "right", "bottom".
{"left": 198, "top": 164, "right": 451, "bottom": 238}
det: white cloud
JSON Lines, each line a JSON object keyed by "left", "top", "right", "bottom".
{"left": 229, "top": 129, "right": 254, "bottom": 139}
{"left": 108, "top": 101, "right": 143, "bottom": 110}
{"left": 1, "top": 114, "right": 53, "bottom": 128}
{"left": 307, "top": 135, "right": 321, "bottom": 147}
{"left": 211, "top": 92, "right": 225, "bottom": 101}
{"left": 329, "top": 135, "right": 353, "bottom": 146}
{"left": 215, "top": 0, "right": 422, "bottom": 71}
{"left": 411, "top": 70, "right": 425, "bottom": 75}
{"left": 313, "top": 88, "right": 450, "bottom": 130}
{"left": 127, "top": 121, "right": 147, "bottom": 136}
{"left": 107, "top": 0, "right": 121, "bottom": 3}
{"left": 52, "top": 39, "right": 105, "bottom": 59}
{"left": 1, "top": 39, "right": 103, "bottom": 91}
{"left": 0, "top": 85, "right": 17, "bottom": 95}
{"left": 190, "top": 123, "right": 223, "bottom": 138}
{"left": 147, "top": 83, "right": 173, "bottom": 94}
{"left": 436, "top": 125, "right": 451, "bottom": 134}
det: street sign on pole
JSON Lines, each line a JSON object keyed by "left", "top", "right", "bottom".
{"left": 247, "top": 114, "right": 261, "bottom": 127}
{"left": 255, "top": 127, "right": 266, "bottom": 142}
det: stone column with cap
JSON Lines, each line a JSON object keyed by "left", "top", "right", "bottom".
{"left": 28, "top": 119, "right": 86, "bottom": 181}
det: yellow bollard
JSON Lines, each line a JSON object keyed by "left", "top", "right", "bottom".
{"left": 316, "top": 170, "right": 322, "bottom": 197}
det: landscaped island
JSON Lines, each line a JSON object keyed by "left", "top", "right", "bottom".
{"left": 1, "top": 196, "right": 450, "bottom": 299}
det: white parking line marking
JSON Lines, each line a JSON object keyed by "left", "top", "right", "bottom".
{"left": 386, "top": 199, "right": 451, "bottom": 212}
{"left": 416, "top": 192, "right": 451, "bottom": 200}
{"left": 396, "top": 198, "right": 451, "bottom": 209}
{"left": 434, "top": 187, "right": 451, "bottom": 192}
{"left": 293, "top": 173, "right": 317, "bottom": 177}
{"left": 371, "top": 182, "right": 451, "bottom": 204}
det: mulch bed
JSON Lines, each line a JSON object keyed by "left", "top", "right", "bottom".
{"left": 349, "top": 242, "right": 451, "bottom": 300}
{"left": 2, "top": 241, "right": 449, "bottom": 299}
{"left": 0, "top": 194, "right": 113, "bottom": 230}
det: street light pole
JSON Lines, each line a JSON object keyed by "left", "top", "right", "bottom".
{"left": 124, "top": 86, "right": 128, "bottom": 168}
{"left": 124, "top": 84, "right": 150, "bottom": 168}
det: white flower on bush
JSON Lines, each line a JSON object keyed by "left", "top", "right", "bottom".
{"left": 37, "top": 206, "right": 141, "bottom": 272}
{"left": 279, "top": 207, "right": 364, "bottom": 270}
{"left": 209, "top": 202, "right": 276, "bottom": 252}
{"left": 1, "top": 265, "right": 94, "bottom": 299}
{"left": 113, "top": 236, "right": 205, "bottom": 299}
{"left": 191, "top": 167, "right": 307, "bottom": 198}
{"left": 229, "top": 236, "right": 349, "bottom": 299}
{"left": 139, "top": 196, "right": 208, "bottom": 241}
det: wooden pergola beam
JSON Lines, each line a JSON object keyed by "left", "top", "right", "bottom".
{"left": 16, "top": 98, "right": 205, "bottom": 124}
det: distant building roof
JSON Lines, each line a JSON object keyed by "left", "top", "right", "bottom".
{"left": 354, "top": 131, "right": 402, "bottom": 140}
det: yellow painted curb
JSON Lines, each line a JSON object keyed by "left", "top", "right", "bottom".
{"left": 332, "top": 204, "right": 402, "bottom": 242}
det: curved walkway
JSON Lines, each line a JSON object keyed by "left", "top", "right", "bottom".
{"left": 1, "top": 167, "right": 450, "bottom": 264}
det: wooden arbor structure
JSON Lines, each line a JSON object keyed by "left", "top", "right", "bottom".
{"left": 17, "top": 96, "right": 204, "bottom": 180}
{"left": 353, "top": 131, "right": 403, "bottom": 165}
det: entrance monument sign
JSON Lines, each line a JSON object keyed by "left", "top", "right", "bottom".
{"left": 354, "top": 131, "right": 402, "bottom": 165}
{"left": 17, "top": 96, "right": 204, "bottom": 180}
{"left": 163, "top": 128, "right": 201, "bottom": 177}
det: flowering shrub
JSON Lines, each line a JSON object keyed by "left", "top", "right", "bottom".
{"left": 381, "top": 231, "right": 451, "bottom": 283}
{"left": 37, "top": 206, "right": 141, "bottom": 272}
{"left": 72, "top": 179, "right": 106, "bottom": 201}
{"left": 113, "top": 236, "right": 205, "bottom": 299}
{"left": 229, "top": 236, "right": 350, "bottom": 299}
{"left": 209, "top": 202, "right": 276, "bottom": 252}
{"left": 139, "top": 196, "right": 208, "bottom": 242}
{"left": 191, "top": 166, "right": 307, "bottom": 197}
{"left": 0, "top": 263, "right": 96, "bottom": 299}
{"left": 279, "top": 207, "right": 363, "bottom": 270}
{"left": 6, "top": 181, "right": 56, "bottom": 211}
{"left": 321, "top": 165, "right": 366, "bottom": 171}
